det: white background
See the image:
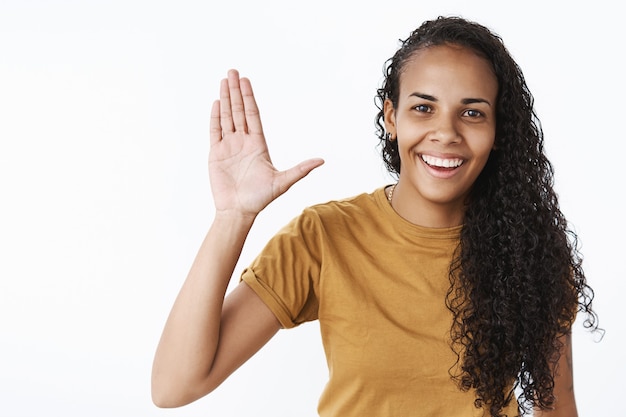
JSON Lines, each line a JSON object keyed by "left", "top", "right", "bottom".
{"left": 0, "top": 1, "right": 622, "bottom": 416}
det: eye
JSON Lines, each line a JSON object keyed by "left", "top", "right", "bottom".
{"left": 413, "top": 104, "right": 432, "bottom": 113}
{"left": 463, "top": 109, "right": 484, "bottom": 118}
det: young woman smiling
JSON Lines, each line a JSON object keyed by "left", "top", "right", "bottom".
{"left": 152, "top": 16, "right": 599, "bottom": 417}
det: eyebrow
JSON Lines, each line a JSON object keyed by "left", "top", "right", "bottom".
{"left": 409, "top": 92, "right": 492, "bottom": 106}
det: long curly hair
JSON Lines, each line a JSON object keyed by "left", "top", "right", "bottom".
{"left": 374, "top": 16, "right": 599, "bottom": 416}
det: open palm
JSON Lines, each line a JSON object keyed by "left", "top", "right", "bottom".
{"left": 209, "top": 70, "right": 323, "bottom": 218}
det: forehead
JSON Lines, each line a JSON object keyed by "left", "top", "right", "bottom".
{"left": 398, "top": 44, "right": 498, "bottom": 99}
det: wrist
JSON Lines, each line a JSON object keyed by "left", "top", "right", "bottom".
{"left": 213, "top": 209, "right": 257, "bottom": 230}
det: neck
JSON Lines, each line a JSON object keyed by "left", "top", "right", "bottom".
{"left": 390, "top": 182, "right": 466, "bottom": 228}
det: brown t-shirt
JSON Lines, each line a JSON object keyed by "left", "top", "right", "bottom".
{"left": 242, "top": 187, "right": 519, "bottom": 417}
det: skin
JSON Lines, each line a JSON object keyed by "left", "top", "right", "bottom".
{"left": 151, "top": 62, "right": 579, "bottom": 415}
{"left": 151, "top": 70, "right": 322, "bottom": 407}
{"left": 384, "top": 44, "right": 497, "bottom": 228}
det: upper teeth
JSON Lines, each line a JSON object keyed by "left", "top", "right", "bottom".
{"left": 421, "top": 155, "right": 463, "bottom": 168}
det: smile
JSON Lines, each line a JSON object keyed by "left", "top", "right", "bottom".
{"left": 420, "top": 154, "right": 464, "bottom": 169}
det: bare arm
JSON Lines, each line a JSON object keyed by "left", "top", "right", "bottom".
{"left": 151, "top": 70, "right": 324, "bottom": 407}
{"left": 534, "top": 333, "right": 578, "bottom": 417}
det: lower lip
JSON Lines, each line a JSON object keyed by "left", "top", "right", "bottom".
{"left": 421, "top": 158, "right": 463, "bottom": 179}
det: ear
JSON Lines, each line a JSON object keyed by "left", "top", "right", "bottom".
{"left": 383, "top": 99, "right": 397, "bottom": 139}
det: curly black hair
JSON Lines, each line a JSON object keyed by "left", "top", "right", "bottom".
{"left": 374, "top": 16, "right": 600, "bottom": 417}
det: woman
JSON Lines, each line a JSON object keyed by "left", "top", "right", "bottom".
{"left": 152, "top": 16, "right": 598, "bottom": 417}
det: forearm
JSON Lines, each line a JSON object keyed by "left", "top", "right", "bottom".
{"left": 151, "top": 68, "right": 322, "bottom": 407}
{"left": 534, "top": 333, "right": 578, "bottom": 417}
{"left": 151, "top": 212, "right": 255, "bottom": 406}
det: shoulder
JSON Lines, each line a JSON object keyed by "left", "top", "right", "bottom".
{"left": 271, "top": 186, "right": 391, "bottom": 246}
{"left": 303, "top": 186, "right": 388, "bottom": 222}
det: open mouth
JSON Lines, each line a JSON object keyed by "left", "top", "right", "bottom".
{"left": 420, "top": 154, "right": 464, "bottom": 169}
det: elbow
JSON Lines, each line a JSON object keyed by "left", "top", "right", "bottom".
{"left": 151, "top": 372, "right": 218, "bottom": 408}
{"left": 152, "top": 397, "right": 185, "bottom": 409}
{"left": 151, "top": 395, "right": 176, "bottom": 409}
{"left": 151, "top": 380, "right": 186, "bottom": 408}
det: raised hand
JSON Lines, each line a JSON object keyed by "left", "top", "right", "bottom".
{"left": 209, "top": 69, "right": 324, "bottom": 219}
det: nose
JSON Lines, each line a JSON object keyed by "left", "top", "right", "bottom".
{"left": 428, "top": 114, "right": 460, "bottom": 145}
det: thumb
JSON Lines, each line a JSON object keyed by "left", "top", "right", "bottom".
{"left": 276, "top": 158, "right": 325, "bottom": 194}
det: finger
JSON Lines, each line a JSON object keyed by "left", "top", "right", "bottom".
{"left": 220, "top": 77, "right": 234, "bottom": 133}
{"left": 227, "top": 69, "right": 248, "bottom": 133}
{"left": 240, "top": 77, "right": 264, "bottom": 136}
{"left": 277, "top": 158, "right": 325, "bottom": 193}
{"left": 209, "top": 100, "right": 221, "bottom": 145}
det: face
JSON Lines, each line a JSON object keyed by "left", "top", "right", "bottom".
{"left": 384, "top": 44, "right": 498, "bottom": 225}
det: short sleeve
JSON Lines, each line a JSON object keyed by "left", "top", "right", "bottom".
{"left": 241, "top": 208, "right": 323, "bottom": 329}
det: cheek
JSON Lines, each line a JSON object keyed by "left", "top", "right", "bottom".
{"left": 466, "top": 138, "right": 495, "bottom": 175}
{"left": 396, "top": 137, "right": 413, "bottom": 155}
{"left": 473, "top": 130, "right": 496, "bottom": 160}
{"left": 475, "top": 141, "right": 496, "bottom": 174}
{"left": 479, "top": 141, "right": 495, "bottom": 160}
